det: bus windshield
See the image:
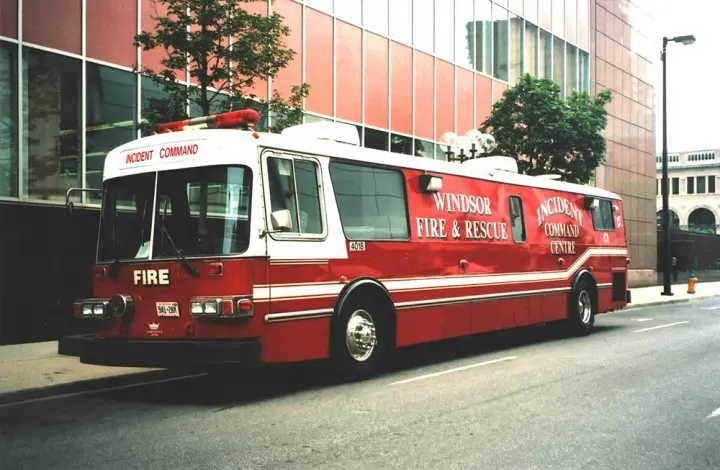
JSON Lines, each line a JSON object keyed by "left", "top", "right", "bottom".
{"left": 97, "top": 165, "right": 253, "bottom": 263}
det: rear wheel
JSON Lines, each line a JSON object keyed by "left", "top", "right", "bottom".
{"left": 331, "top": 296, "right": 390, "bottom": 380}
{"left": 567, "top": 279, "right": 596, "bottom": 336}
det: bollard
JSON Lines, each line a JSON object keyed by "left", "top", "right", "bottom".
{"left": 687, "top": 271, "right": 697, "bottom": 294}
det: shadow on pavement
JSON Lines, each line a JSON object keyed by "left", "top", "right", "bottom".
{"left": 99, "top": 321, "right": 624, "bottom": 409}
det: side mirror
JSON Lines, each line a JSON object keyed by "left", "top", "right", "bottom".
{"left": 270, "top": 209, "right": 293, "bottom": 232}
{"left": 65, "top": 188, "right": 102, "bottom": 219}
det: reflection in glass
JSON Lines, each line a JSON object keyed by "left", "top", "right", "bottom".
{"left": 435, "top": 0, "right": 454, "bottom": 61}
{"left": 539, "top": 29, "right": 552, "bottom": 79}
{"left": 0, "top": 42, "right": 18, "bottom": 197}
{"left": 566, "top": 44, "right": 578, "bottom": 92}
{"left": 364, "top": 0, "right": 389, "bottom": 35}
{"left": 364, "top": 128, "right": 389, "bottom": 151}
{"left": 492, "top": 4, "right": 509, "bottom": 81}
{"left": 509, "top": 12, "right": 523, "bottom": 84}
{"left": 579, "top": 50, "right": 590, "bottom": 92}
{"left": 474, "top": 0, "right": 492, "bottom": 75}
{"left": 86, "top": 63, "right": 137, "bottom": 201}
{"left": 455, "top": 0, "right": 474, "bottom": 69}
{"left": 524, "top": 22, "right": 538, "bottom": 77}
{"left": 391, "top": 134, "right": 413, "bottom": 155}
{"left": 389, "top": 0, "right": 412, "bottom": 44}
{"left": 553, "top": 38, "right": 565, "bottom": 94}
{"left": 415, "top": 139, "right": 434, "bottom": 159}
{"left": 23, "top": 48, "right": 81, "bottom": 202}
{"left": 413, "top": 0, "right": 434, "bottom": 53}
{"left": 435, "top": 143, "right": 451, "bottom": 161}
{"left": 336, "top": 0, "right": 361, "bottom": 25}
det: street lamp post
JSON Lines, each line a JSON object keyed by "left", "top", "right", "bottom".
{"left": 661, "top": 34, "right": 695, "bottom": 296}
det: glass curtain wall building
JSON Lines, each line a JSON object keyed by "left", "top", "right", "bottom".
{"left": 0, "top": 0, "right": 657, "bottom": 344}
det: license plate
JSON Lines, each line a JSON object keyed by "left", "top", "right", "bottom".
{"left": 156, "top": 302, "right": 179, "bottom": 317}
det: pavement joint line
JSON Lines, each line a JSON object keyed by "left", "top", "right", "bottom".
{"left": 390, "top": 356, "right": 517, "bottom": 385}
{"left": 0, "top": 371, "right": 207, "bottom": 408}
{"left": 632, "top": 321, "right": 689, "bottom": 333}
{"left": 704, "top": 407, "right": 720, "bottom": 421}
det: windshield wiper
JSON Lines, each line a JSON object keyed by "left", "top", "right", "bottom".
{"left": 159, "top": 200, "right": 200, "bottom": 277}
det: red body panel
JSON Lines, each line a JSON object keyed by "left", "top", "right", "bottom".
{"left": 86, "top": 156, "right": 629, "bottom": 366}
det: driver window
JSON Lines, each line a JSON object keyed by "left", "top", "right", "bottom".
{"left": 267, "top": 156, "right": 323, "bottom": 235}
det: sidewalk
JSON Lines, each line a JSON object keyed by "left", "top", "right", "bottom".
{"left": 1, "top": 280, "right": 719, "bottom": 405}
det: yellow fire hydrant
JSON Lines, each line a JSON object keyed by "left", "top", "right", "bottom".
{"left": 687, "top": 271, "right": 697, "bottom": 294}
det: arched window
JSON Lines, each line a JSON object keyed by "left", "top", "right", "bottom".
{"left": 688, "top": 208, "right": 717, "bottom": 234}
{"left": 656, "top": 210, "right": 679, "bottom": 229}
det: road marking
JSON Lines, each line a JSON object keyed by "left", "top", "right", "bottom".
{"left": 391, "top": 356, "right": 516, "bottom": 385}
{"left": 633, "top": 318, "right": 653, "bottom": 322}
{"left": 0, "top": 373, "right": 208, "bottom": 409}
{"left": 632, "top": 321, "right": 689, "bottom": 333}
{"left": 704, "top": 407, "right": 720, "bottom": 421}
{"left": 701, "top": 306, "right": 720, "bottom": 311}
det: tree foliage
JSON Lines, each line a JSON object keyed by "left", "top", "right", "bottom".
{"left": 479, "top": 73, "right": 612, "bottom": 185}
{"left": 135, "top": 0, "right": 309, "bottom": 133}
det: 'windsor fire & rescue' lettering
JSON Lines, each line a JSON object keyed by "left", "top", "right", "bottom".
{"left": 416, "top": 191, "right": 508, "bottom": 241}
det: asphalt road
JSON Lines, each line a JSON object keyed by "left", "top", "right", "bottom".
{"left": 2, "top": 299, "right": 720, "bottom": 469}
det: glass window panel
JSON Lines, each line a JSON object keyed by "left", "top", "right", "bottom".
{"left": 539, "top": 29, "right": 552, "bottom": 79}
{"left": 86, "top": 64, "right": 137, "bottom": 202}
{"left": 434, "top": 0, "right": 454, "bottom": 61}
{"left": 579, "top": 49, "right": 590, "bottom": 92}
{"left": 329, "top": 161, "right": 409, "bottom": 240}
{"left": 151, "top": 165, "right": 253, "bottom": 258}
{"left": 305, "top": 0, "right": 332, "bottom": 14}
{"left": 364, "top": 128, "right": 389, "bottom": 151}
{"left": 140, "top": 76, "right": 187, "bottom": 137}
{"left": 22, "top": 48, "right": 81, "bottom": 202}
{"left": 553, "top": 37, "right": 565, "bottom": 94}
{"left": 336, "top": 0, "right": 361, "bottom": 24}
{"left": 474, "top": 0, "right": 492, "bottom": 75}
{"left": 364, "top": 0, "right": 389, "bottom": 35}
{"left": 697, "top": 176, "right": 706, "bottom": 194}
{"left": 524, "top": 23, "right": 538, "bottom": 77}
{"left": 509, "top": 13, "right": 523, "bottom": 84}
{"left": 672, "top": 177, "right": 679, "bottom": 195}
{"left": 389, "top": 0, "right": 412, "bottom": 44}
{"left": 413, "top": 0, "right": 434, "bottom": 53}
{"left": 455, "top": 0, "right": 474, "bottom": 69}
{"left": 415, "top": 139, "right": 434, "bottom": 159}
{"left": 687, "top": 177, "right": 694, "bottom": 194}
{"left": 303, "top": 113, "right": 333, "bottom": 124}
{"left": 509, "top": 196, "right": 526, "bottom": 242}
{"left": 294, "top": 160, "right": 323, "bottom": 234}
{"left": 391, "top": 134, "right": 413, "bottom": 155}
{"left": 0, "top": 41, "right": 18, "bottom": 197}
{"left": 566, "top": 44, "right": 578, "bottom": 92}
{"left": 710, "top": 176, "right": 716, "bottom": 194}
{"left": 435, "top": 143, "right": 450, "bottom": 161}
{"left": 492, "top": 4, "right": 509, "bottom": 81}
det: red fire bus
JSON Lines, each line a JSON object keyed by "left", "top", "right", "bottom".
{"left": 70, "top": 109, "right": 630, "bottom": 378}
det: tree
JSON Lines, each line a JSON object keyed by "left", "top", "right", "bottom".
{"left": 135, "top": 0, "right": 309, "bottom": 133}
{"left": 479, "top": 73, "right": 612, "bottom": 185}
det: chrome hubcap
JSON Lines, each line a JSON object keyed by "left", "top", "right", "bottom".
{"left": 578, "top": 290, "right": 592, "bottom": 324}
{"left": 345, "top": 309, "right": 377, "bottom": 362}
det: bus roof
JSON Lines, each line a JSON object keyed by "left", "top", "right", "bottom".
{"left": 103, "top": 125, "right": 621, "bottom": 201}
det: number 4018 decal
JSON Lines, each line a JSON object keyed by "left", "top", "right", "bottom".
{"left": 349, "top": 241, "right": 365, "bottom": 251}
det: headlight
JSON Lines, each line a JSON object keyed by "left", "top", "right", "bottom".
{"left": 203, "top": 301, "right": 218, "bottom": 314}
{"left": 93, "top": 304, "right": 105, "bottom": 315}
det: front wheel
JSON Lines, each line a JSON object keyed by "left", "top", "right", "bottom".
{"left": 331, "top": 299, "right": 389, "bottom": 380}
{"left": 567, "top": 279, "right": 596, "bottom": 336}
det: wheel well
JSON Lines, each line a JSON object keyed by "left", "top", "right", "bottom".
{"left": 334, "top": 278, "right": 397, "bottom": 348}
{"left": 573, "top": 270, "right": 598, "bottom": 313}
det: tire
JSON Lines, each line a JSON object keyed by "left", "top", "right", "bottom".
{"left": 331, "top": 295, "right": 390, "bottom": 380}
{"left": 567, "top": 278, "right": 596, "bottom": 336}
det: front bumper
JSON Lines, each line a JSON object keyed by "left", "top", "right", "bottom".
{"left": 77, "top": 336, "right": 261, "bottom": 368}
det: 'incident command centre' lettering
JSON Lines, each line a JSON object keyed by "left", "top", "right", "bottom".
{"left": 125, "top": 144, "right": 199, "bottom": 165}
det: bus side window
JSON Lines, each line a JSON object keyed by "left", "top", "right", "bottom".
{"left": 591, "top": 199, "right": 615, "bottom": 231}
{"left": 509, "top": 196, "right": 526, "bottom": 243}
{"left": 267, "top": 156, "right": 323, "bottom": 235}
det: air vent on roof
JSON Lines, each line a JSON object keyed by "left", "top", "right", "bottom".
{"left": 281, "top": 121, "right": 360, "bottom": 146}
{"left": 462, "top": 156, "right": 519, "bottom": 173}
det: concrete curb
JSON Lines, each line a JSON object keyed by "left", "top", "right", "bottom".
{"left": 0, "top": 368, "right": 200, "bottom": 407}
{"left": 622, "top": 294, "right": 720, "bottom": 312}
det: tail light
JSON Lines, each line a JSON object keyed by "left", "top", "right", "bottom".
{"left": 189, "top": 296, "right": 253, "bottom": 319}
